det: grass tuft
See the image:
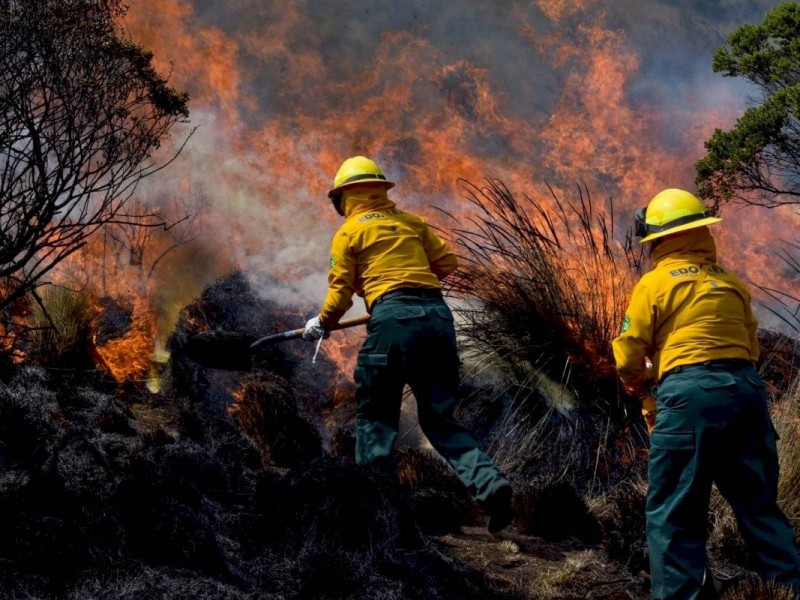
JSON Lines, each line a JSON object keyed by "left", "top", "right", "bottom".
{"left": 27, "top": 285, "right": 97, "bottom": 367}
{"left": 439, "top": 178, "right": 649, "bottom": 490}
{"left": 441, "top": 178, "right": 643, "bottom": 396}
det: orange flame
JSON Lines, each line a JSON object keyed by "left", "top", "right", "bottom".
{"left": 34, "top": 1, "right": 797, "bottom": 380}
{"left": 93, "top": 295, "right": 156, "bottom": 383}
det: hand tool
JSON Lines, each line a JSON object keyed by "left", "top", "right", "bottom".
{"left": 182, "top": 314, "right": 369, "bottom": 371}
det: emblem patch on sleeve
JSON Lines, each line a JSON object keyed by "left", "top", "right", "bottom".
{"left": 329, "top": 255, "right": 337, "bottom": 268}
{"left": 620, "top": 315, "right": 630, "bottom": 333}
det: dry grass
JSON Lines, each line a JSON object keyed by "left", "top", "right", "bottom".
{"left": 441, "top": 178, "right": 643, "bottom": 396}
{"left": 491, "top": 396, "right": 571, "bottom": 480}
{"left": 775, "top": 380, "right": 800, "bottom": 530}
{"left": 129, "top": 402, "right": 180, "bottom": 439}
{"left": 586, "top": 475, "right": 650, "bottom": 573}
{"left": 719, "top": 574, "right": 800, "bottom": 599}
{"left": 438, "top": 179, "right": 649, "bottom": 491}
{"left": 27, "top": 285, "right": 97, "bottom": 366}
{"left": 527, "top": 549, "right": 596, "bottom": 596}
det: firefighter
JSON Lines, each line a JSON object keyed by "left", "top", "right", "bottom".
{"left": 612, "top": 188, "right": 800, "bottom": 599}
{"left": 303, "top": 155, "right": 513, "bottom": 533}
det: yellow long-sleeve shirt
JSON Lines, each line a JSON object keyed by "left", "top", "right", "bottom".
{"left": 612, "top": 227, "right": 758, "bottom": 393}
{"left": 319, "top": 187, "right": 458, "bottom": 328}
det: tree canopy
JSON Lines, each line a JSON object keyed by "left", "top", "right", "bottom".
{"left": 695, "top": 2, "right": 800, "bottom": 208}
{"left": 0, "top": 0, "right": 189, "bottom": 316}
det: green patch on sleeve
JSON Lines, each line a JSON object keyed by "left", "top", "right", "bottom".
{"left": 329, "top": 255, "right": 337, "bottom": 268}
{"left": 620, "top": 314, "right": 631, "bottom": 333}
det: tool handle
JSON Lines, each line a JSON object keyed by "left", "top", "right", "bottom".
{"left": 250, "top": 314, "right": 370, "bottom": 348}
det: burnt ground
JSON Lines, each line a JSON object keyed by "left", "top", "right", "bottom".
{"left": 0, "top": 357, "right": 654, "bottom": 600}
{"left": 0, "top": 365, "right": 786, "bottom": 600}
{"left": 2, "top": 271, "right": 797, "bottom": 599}
{"left": 0, "top": 365, "right": 659, "bottom": 600}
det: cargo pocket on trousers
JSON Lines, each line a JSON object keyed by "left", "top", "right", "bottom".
{"left": 355, "top": 352, "right": 389, "bottom": 394}
{"left": 390, "top": 306, "right": 426, "bottom": 320}
{"left": 356, "top": 352, "right": 389, "bottom": 372}
{"left": 649, "top": 430, "right": 694, "bottom": 451}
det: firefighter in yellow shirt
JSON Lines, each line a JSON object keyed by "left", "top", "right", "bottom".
{"left": 613, "top": 188, "right": 800, "bottom": 599}
{"left": 303, "top": 156, "right": 513, "bottom": 533}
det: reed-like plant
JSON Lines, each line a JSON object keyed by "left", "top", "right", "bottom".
{"left": 442, "top": 178, "right": 643, "bottom": 401}
{"left": 27, "top": 285, "right": 97, "bottom": 367}
{"left": 438, "top": 179, "right": 648, "bottom": 490}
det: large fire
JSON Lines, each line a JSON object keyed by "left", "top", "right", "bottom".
{"left": 38, "top": 1, "right": 797, "bottom": 383}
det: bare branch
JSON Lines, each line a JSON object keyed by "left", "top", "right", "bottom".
{"left": 0, "top": 0, "right": 190, "bottom": 316}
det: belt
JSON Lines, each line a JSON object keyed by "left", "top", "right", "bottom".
{"left": 661, "top": 358, "right": 752, "bottom": 382}
{"left": 371, "top": 287, "right": 443, "bottom": 310}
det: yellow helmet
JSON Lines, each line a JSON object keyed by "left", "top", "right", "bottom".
{"left": 635, "top": 188, "right": 722, "bottom": 243}
{"left": 328, "top": 156, "right": 395, "bottom": 201}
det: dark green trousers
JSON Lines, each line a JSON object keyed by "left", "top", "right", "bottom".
{"left": 648, "top": 362, "right": 800, "bottom": 599}
{"left": 354, "top": 290, "right": 509, "bottom": 504}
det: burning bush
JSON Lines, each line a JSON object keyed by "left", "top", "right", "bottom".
{"left": 442, "top": 178, "right": 648, "bottom": 490}
{"left": 445, "top": 179, "right": 643, "bottom": 388}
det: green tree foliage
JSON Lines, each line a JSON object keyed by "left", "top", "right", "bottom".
{"left": 695, "top": 2, "right": 800, "bottom": 208}
{"left": 0, "top": 0, "right": 189, "bottom": 315}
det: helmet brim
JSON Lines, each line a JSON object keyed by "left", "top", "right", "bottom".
{"left": 327, "top": 178, "right": 395, "bottom": 200}
{"left": 640, "top": 216, "right": 722, "bottom": 243}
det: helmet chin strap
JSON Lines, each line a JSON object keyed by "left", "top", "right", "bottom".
{"left": 330, "top": 196, "right": 345, "bottom": 216}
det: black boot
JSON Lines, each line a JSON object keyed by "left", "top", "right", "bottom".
{"left": 485, "top": 485, "right": 514, "bottom": 534}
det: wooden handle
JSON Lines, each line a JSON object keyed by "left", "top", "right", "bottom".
{"left": 328, "top": 314, "right": 371, "bottom": 331}
{"left": 250, "top": 314, "right": 370, "bottom": 348}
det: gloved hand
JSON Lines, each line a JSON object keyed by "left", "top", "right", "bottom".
{"left": 641, "top": 394, "right": 657, "bottom": 434}
{"left": 302, "top": 316, "right": 330, "bottom": 341}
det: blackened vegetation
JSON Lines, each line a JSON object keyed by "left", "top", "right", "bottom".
{"left": 0, "top": 270, "right": 513, "bottom": 599}
{"left": 512, "top": 483, "right": 602, "bottom": 544}
{"left": 233, "top": 376, "right": 325, "bottom": 469}
{"left": 166, "top": 271, "right": 339, "bottom": 418}
{"left": 169, "top": 272, "right": 301, "bottom": 376}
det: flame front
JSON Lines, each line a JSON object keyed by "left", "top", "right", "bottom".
{"left": 42, "top": 1, "right": 796, "bottom": 381}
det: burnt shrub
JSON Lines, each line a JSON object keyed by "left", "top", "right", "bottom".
{"left": 230, "top": 374, "right": 324, "bottom": 468}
